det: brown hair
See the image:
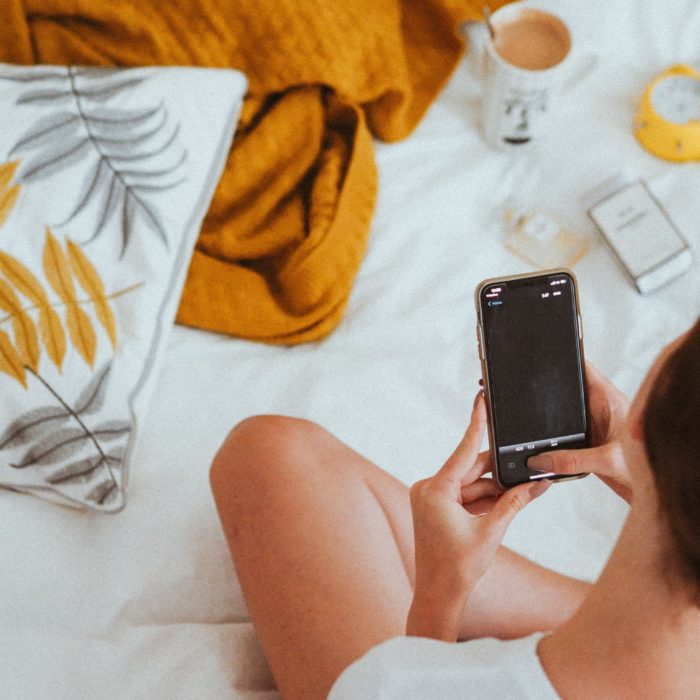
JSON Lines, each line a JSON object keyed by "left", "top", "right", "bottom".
{"left": 643, "top": 316, "right": 700, "bottom": 599}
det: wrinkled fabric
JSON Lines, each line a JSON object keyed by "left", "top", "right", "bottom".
{"left": 0, "top": 0, "right": 506, "bottom": 343}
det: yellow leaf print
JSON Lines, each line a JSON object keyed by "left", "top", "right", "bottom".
{"left": 0, "top": 229, "right": 132, "bottom": 379}
{"left": 43, "top": 228, "right": 77, "bottom": 303}
{"left": 66, "top": 239, "right": 117, "bottom": 349}
{"left": 0, "top": 277, "right": 39, "bottom": 371}
{"left": 0, "top": 249, "right": 66, "bottom": 370}
{"left": 38, "top": 305, "right": 67, "bottom": 370}
{"left": 0, "top": 161, "right": 20, "bottom": 228}
{"left": 43, "top": 229, "right": 96, "bottom": 366}
{"left": 0, "top": 161, "right": 18, "bottom": 190}
{"left": 0, "top": 249, "right": 49, "bottom": 305}
{"left": 0, "top": 328, "right": 26, "bottom": 387}
{"left": 65, "top": 303, "right": 97, "bottom": 367}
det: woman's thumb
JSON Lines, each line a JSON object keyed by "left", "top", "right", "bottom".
{"left": 527, "top": 448, "right": 594, "bottom": 475}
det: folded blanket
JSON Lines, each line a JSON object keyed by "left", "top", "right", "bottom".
{"left": 1, "top": 0, "right": 507, "bottom": 344}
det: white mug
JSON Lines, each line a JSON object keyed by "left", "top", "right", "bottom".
{"left": 480, "top": 3, "right": 586, "bottom": 149}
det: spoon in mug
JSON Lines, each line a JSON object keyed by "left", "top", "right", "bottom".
{"left": 483, "top": 5, "right": 496, "bottom": 39}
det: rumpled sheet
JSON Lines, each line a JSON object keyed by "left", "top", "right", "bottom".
{"left": 0, "top": 0, "right": 507, "bottom": 344}
{"left": 1, "top": 1, "right": 700, "bottom": 698}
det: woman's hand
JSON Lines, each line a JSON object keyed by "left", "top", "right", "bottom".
{"left": 527, "top": 363, "right": 632, "bottom": 503}
{"left": 406, "top": 393, "right": 550, "bottom": 642}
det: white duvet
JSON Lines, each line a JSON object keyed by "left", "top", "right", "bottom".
{"left": 2, "top": 0, "right": 700, "bottom": 697}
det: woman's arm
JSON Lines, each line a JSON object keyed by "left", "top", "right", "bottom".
{"left": 457, "top": 545, "right": 592, "bottom": 641}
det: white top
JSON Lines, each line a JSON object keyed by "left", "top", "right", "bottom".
{"left": 329, "top": 632, "right": 559, "bottom": 699}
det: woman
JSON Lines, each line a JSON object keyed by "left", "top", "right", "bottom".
{"left": 210, "top": 318, "right": 700, "bottom": 699}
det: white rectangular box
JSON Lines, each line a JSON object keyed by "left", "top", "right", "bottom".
{"left": 587, "top": 179, "right": 693, "bottom": 294}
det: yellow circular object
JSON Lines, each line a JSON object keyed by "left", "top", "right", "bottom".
{"left": 635, "top": 64, "right": 700, "bottom": 162}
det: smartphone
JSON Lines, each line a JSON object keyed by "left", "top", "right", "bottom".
{"left": 475, "top": 269, "right": 589, "bottom": 488}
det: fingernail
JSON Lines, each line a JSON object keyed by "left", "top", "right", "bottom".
{"left": 473, "top": 390, "right": 484, "bottom": 409}
{"left": 529, "top": 479, "right": 551, "bottom": 497}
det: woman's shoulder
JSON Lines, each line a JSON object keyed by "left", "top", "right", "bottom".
{"left": 329, "top": 632, "right": 559, "bottom": 699}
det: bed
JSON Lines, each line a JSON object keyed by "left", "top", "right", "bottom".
{"left": 1, "top": 0, "right": 699, "bottom": 697}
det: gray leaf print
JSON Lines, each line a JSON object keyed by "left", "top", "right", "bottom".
{"left": 2, "top": 64, "right": 187, "bottom": 256}
{"left": 13, "top": 427, "right": 89, "bottom": 468}
{"left": 83, "top": 103, "right": 164, "bottom": 134}
{"left": 93, "top": 421, "right": 132, "bottom": 442}
{"left": 0, "top": 68, "right": 70, "bottom": 83}
{"left": 85, "top": 478, "right": 118, "bottom": 506}
{"left": 74, "top": 362, "right": 111, "bottom": 415}
{"left": 67, "top": 77, "right": 146, "bottom": 103}
{"left": 9, "top": 112, "right": 81, "bottom": 155}
{"left": 105, "top": 446, "right": 125, "bottom": 463}
{"left": 16, "top": 89, "right": 74, "bottom": 106}
{"left": 21, "top": 138, "right": 91, "bottom": 182}
{"left": 46, "top": 455, "right": 104, "bottom": 485}
{"left": 0, "top": 362, "right": 132, "bottom": 511}
{"left": 0, "top": 406, "right": 70, "bottom": 450}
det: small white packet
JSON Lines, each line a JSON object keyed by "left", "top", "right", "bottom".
{"left": 584, "top": 175, "right": 693, "bottom": 294}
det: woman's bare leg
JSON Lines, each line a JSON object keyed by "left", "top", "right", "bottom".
{"left": 210, "top": 416, "right": 589, "bottom": 700}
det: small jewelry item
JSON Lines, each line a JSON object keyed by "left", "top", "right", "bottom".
{"left": 503, "top": 206, "right": 590, "bottom": 270}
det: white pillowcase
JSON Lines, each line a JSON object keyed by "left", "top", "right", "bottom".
{"left": 0, "top": 64, "right": 246, "bottom": 512}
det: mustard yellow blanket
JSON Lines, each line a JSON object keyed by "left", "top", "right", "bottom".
{"left": 1, "top": 0, "right": 506, "bottom": 344}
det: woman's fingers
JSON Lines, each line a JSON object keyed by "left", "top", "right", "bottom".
{"left": 527, "top": 449, "right": 587, "bottom": 475}
{"left": 586, "top": 361, "right": 627, "bottom": 401}
{"left": 584, "top": 361, "right": 606, "bottom": 386}
{"left": 438, "top": 394, "right": 487, "bottom": 482}
{"left": 528, "top": 443, "right": 632, "bottom": 503}
{"left": 485, "top": 479, "right": 551, "bottom": 539}
{"left": 585, "top": 361, "right": 630, "bottom": 423}
{"left": 527, "top": 443, "right": 614, "bottom": 477}
{"left": 461, "top": 477, "right": 503, "bottom": 504}
{"left": 471, "top": 450, "right": 492, "bottom": 478}
{"left": 463, "top": 496, "right": 499, "bottom": 516}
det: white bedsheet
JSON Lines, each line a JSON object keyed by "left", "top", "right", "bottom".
{"left": 2, "top": 1, "right": 700, "bottom": 697}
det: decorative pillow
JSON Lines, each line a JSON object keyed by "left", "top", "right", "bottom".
{"left": 0, "top": 64, "right": 246, "bottom": 512}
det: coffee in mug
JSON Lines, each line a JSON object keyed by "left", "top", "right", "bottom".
{"left": 493, "top": 8, "right": 570, "bottom": 70}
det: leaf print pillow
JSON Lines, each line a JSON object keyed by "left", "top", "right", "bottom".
{"left": 0, "top": 64, "right": 247, "bottom": 512}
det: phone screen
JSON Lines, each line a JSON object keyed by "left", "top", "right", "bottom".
{"left": 478, "top": 271, "right": 588, "bottom": 486}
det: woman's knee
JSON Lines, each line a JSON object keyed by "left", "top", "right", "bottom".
{"left": 210, "top": 415, "right": 328, "bottom": 495}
